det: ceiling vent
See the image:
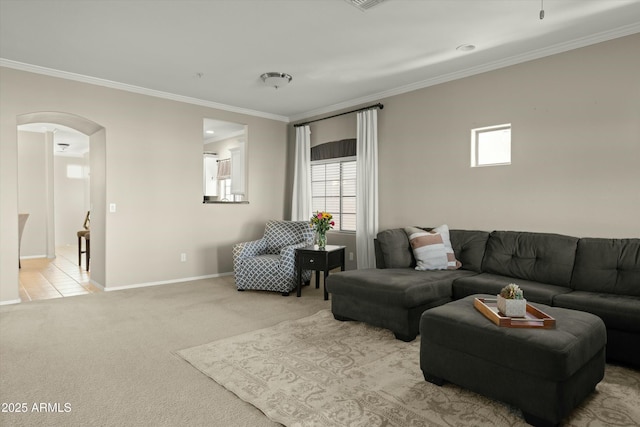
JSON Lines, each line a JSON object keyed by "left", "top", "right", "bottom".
{"left": 346, "top": 0, "right": 387, "bottom": 11}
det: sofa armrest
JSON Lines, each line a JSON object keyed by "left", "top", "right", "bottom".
{"left": 280, "top": 241, "right": 312, "bottom": 275}
{"left": 374, "top": 238, "right": 386, "bottom": 269}
{"left": 280, "top": 241, "right": 310, "bottom": 260}
{"left": 233, "top": 238, "right": 268, "bottom": 266}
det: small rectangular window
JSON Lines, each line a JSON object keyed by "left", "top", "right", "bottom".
{"left": 471, "top": 124, "right": 511, "bottom": 167}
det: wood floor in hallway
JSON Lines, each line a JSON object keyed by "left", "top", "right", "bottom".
{"left": 18, "top": 244, "right": 101, "bottom": 302}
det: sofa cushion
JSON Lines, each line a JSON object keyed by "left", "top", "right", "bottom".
{"left": 450, "top": 230, "right": 490, "bottom": 273}
{"left": 376, "top": 227, "right": 490, "bottom": 271}
{"left": 553, "top": 291, "right": 640, "bottom": 333}
{"left": 482, "top": 231, "right": 578, "bottom": 287}
{"left": 452, "top": 273, "right": 572, "bottom": 305}
{"left": 405, "top": 225, "right": 461, "bottom": 271}
{"left": 571, "top": 238, "right": 640, "bottom": 296}
{"left": 326, "top": 268, "right": 476, "bottom": 308}
{"left": 376, "top": 229, "right": 414, "bottom": 269}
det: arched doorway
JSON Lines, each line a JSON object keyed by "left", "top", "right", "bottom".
{"left": 16, "top": 112, "right": 107, "bottom": 294}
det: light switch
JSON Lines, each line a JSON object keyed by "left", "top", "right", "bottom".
{"left": 109, "top": 203, "right": 116, "bottom": 213}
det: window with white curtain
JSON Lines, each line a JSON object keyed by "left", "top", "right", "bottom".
{"left": 311, "top": 157, "right": 356, "bottom": 232}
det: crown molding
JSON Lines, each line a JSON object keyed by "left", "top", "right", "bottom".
{"left": 0, "top": 59, "right": 290, "bottom": 123}
{"left": 3, "top": 22, "right": 639, "bottom": 125}
{"left": 289, "top": 23, "right": 640, "bottom": 123}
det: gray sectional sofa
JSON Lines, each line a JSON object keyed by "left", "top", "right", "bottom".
{"left": 325, "top": 228, "right": 640, "bottom": 368}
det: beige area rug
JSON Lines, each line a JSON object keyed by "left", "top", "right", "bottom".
{"left": 178, "top": 310, "right": 640, "bottom": 427}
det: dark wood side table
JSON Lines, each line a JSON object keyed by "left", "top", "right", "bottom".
{"left": 296, "top": 245, "right": 346, "bottom": 300}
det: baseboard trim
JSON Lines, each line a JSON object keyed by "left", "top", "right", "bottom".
{"left": 103, "top": 272, "right": 234, "bottom": 292}
{"left": 20, "top": 254, "right": 49, "bottom": 260}
{"left": 0, "top": 273, "right": 234, "bottom": 304}
{"left": 90, "top": 279, "right": 105, "bottom": 291}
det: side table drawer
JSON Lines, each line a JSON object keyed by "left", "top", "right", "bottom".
{"left": 299, "top": 252, "right": 325, "bottom": 269}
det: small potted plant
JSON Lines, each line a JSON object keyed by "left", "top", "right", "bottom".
{"left": 497, "top": 283, "right": 527, "bottom": 317}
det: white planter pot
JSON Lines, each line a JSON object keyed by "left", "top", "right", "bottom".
{"left": 497, "top": 295, "right": 527, "bottom": 317}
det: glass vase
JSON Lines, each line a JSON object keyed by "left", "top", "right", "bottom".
{"left": 316, "top": 230, "right": 327, "bottom": 249}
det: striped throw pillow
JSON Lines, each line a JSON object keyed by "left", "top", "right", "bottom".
{"left": 404, "top": 225, "right": 462, "bottom": 270}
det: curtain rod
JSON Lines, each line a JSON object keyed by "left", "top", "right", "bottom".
{"left": 293, "top": 103, "right": 383, "bottom": 128}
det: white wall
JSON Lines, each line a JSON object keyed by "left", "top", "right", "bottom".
{"left": 54, "top": 156, "right": 88, "bottom": 246}
{"left": 0, "top": 67, "right": 289, "bottom": 302}
{"left": 17, "top": 130, "right": 47, "bottom": 257}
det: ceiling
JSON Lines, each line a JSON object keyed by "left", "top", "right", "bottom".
{"left": 18, "top": 123, "right": 90, "bottom": 157}
{"left": 203, "top": 118, "right": 246, "bottom": 144}
{"left": 1, "top": 0, "right": 639, "bottom": 122}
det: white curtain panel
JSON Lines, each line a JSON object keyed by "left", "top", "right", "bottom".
{"left": 291, "top": 125, "right": 312, "bottom": 221}
{"left": 356, "top": 109, "right": 379, "bottom": 269}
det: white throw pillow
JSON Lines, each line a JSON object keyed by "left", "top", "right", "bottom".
{"left": 404, "top": 225, "right": 462, "bottom": 271}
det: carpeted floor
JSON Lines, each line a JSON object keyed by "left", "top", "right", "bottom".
{"left": 0, "top": 276, "right": 330, "bottom": 427}
{"left": 2, "top": 277, "right": 639, "bottom": 427}
{"left": 179, "top": 310, "right": 640, "bottom": 427}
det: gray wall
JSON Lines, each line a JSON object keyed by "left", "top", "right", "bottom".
{"left": 0, "top": 67, "right": 289, "bottom": 302}
{"left": 288, "top": 33, "right": 640, "bottom": 269}
{"left": 2, "top": 33, "right": 639, "bottom": 302}
{"left": 375, "top": 34, "right": 639, "bottom": 236}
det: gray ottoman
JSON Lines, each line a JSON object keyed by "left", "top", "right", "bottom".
{"left": 420, "top": 295, "right": 606, "bottom": 427}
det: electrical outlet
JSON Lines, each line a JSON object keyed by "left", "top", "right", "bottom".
{"left": 349, "top": 252, "right": 354, "bottom": 261}
{"left": 180, "top": 253, "right": 187, "bottom": 262}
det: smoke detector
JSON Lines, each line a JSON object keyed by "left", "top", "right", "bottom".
{"left": 345, "top": 0, "right": 387, "bottom": 11}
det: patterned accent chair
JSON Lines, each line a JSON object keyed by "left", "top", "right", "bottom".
{"left": 233, "top": 220, "right": 315, "bottom": 296}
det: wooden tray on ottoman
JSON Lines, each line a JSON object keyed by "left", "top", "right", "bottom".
{"left": 474, "top": 297, "right": 556, "bottom": 328}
